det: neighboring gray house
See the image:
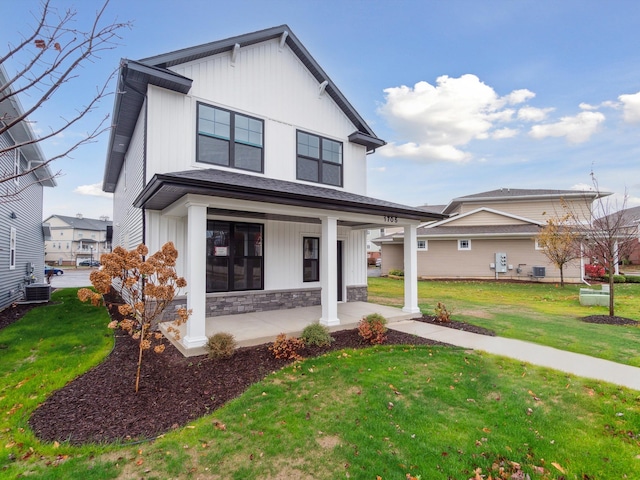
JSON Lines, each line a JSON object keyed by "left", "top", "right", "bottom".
{"left": 0, "top": 65, "right": 56, "bottom": 310}
{"left": 43, "top": 214, "right": 112, "bottom": 266}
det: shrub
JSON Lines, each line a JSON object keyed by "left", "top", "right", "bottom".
{"left": 358, "top": 313, "right": 388, "bottom": 345}
{"left": 434, "top": 302, "right": 452, "bottom": 323}
{"left": 269, "top": 333, "right": 304, "bottom": 360}
{"left": 301, "top": 322, "right": 334, "bottom": 347}
{"left": 388, "top": 269, "right": 404, "bottom": 277}
{"left": 624, "top": 275, "right": 640, "bottom": 283}
{"left": 206, "top": 332, "right": 237, "bottom": 360}
{"left": 584, "top": 264, "right": 605, "bottom": 279}
{"left": 602, "top": 274, "right": 627, "bottom": 283}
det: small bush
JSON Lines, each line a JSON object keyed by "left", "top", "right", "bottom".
{"left": 584, "top": 264, "right": 605, "bottom": 279}
{"left": 358, "top": 313, "right": 388, "bottom": 345}
{"left": 301, "top": 322, "right": 334, "bottom": 347}
{"left": 602, "top": 274, "right": 627, "bottom": 283}
{"left": 388, "top": 269, "right": 404, "bottom": 277}
{"left": 269, "top": 333, "right": 304, "bottom": 360}
{"left": 206, "top": 332, "right": 237, "bottom": 360}
{"left": 624, "top": 275, "right": 640, "bottom": 283}
{"left": 434, "top": 302, "right": 452, "bottom": 322}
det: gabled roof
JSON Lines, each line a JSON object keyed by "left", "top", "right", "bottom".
{"left": 103, "top": 25, "right": 386, "bottom": 193}
{"left": 133, "top": 168, "right": 445, "bottom": 224}
{"left": 442, "top": 188, "right": 607, "bottom": 215}
{"left": 596, "top": 205, "right": 640, "bottom": 228}
{"left": 43, "top": 214, "right": 113, "bottom": 231}
{"left": 0, "top": 65, "right": 56, "bottom": 188}
{"left": 428, "top": 207, "right": 543, "bottom": 228}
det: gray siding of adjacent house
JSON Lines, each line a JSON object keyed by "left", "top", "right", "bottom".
{"left": 0, "top": 132, "right": 46, "bottom": 310}
{"left": 113, "top": 103, "right": 146, "bottom": 250}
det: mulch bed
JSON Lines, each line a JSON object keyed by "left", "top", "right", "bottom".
{"left": 581, "top": 315, "right": 639, "bottom": 326}
{"left": 0, "top": 295, "right": 634, "bottom": 446}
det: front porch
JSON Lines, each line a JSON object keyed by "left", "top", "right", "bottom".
{"left": 160, "top": 302, "right": 417, "bottom": 357}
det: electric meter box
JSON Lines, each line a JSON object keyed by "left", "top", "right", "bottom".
{"left": 495, "top": 252, "right": 507, "bottom": 273}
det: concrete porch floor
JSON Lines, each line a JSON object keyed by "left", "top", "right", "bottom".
{"left": 160, "top": 302, "right": 417, "bottom": 357}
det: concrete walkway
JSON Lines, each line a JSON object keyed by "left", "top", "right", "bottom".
{"left": 390, "top": 320, "right": 640, "bottom": 391}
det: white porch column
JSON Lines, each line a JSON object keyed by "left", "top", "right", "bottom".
{"left": 402, "top": 223, "right": 421, "bottom": 314}
{"left": 183, "top": 202, "right": 208, "bottom": 348}
{"left": 319, "top": 215, "right": 340, "bottom": 326}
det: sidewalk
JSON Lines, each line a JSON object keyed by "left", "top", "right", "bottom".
{"left": 389, "top": 320, "right": 640, "bottom": 391}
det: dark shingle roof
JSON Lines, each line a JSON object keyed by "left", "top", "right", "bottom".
{"left": 134, "top": 169, "right": 445, "bottom": 223}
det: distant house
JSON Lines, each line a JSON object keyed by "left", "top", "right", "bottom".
{"left": 102, "top": 25, "right": 443, "bottom": 355}
{"left": 0, "top": 65, "right": 57, "bottom": 310}
{"left": 376, "top": 188, "right": 607, "bottom": 283}
{"left": 43, "top": 214, "right": 112, "bottom": 266}
{"left": 592, "top": 205, "right": 640, "bottom": 268}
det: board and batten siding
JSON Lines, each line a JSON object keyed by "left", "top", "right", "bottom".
{"left": 0, "top": 132, "right": 47, "bottom": 310}
{"left": 113, "top": 105, "right": 146, "bottom": 250}
{"left": 146, "top": 37, "right": 367, "bottom": 195}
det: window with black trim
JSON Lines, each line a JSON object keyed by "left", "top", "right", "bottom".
{"left": 206, "top": 221, "right": 263, "bottom": 293}
{"left": 9, "top": 227, "right": 16, "bottom": 270}
{"left": 296, "top": 131, "right": 342, "bottom": 186}
{"left": 197, "top": 103, "right": 264, "bottom": 172}
{"left": 303, "top": 237, "right": 319, "bottom": 282}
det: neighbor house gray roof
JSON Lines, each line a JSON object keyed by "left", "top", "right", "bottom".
{"left": 44, "top": 215, "right": 113, "bottom": 231}
{"left": 442, "top": 188, "right": 607, "bottom": 215}
{"left": 134, "top": 168, "right": 445, "bottom": 224}
{"left": 103, "top": 25, "right": 386, "bottom": 193}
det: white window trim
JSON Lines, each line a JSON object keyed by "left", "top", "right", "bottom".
{"left": 458, "top": 239, "right": 471, "bottom": 251}
{"left": 417, "top": 239, "right": 428, "bottom": 251}
{"left": 534, "top": 238, "right": 543, "bottom": 250}
{"left": 9, "top": 227, "right": 16, "bottom": 270}
{"left": 13, "top": 148, "right": 20, "bottom": 185}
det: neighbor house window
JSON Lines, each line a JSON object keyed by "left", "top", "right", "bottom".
{"left": 417, "top": 240, "right": 428, "bottom": 250}
{"left": 458, "top": 239, "right": 471, "bottom": 250}
{"left": 13, "top": 149, "right": 19, "bottom": 185}
{"left": 296, "top": 131, "right": 342, "bottom": 186}
{"left": 206, "top": 220, "right": 263, "bottom": 292}
{"left": 9, "top": 227, "right": 16, "bottom": 269}
{"left": 303, "top": 237, "right": 319, "bottom": 282}
{"left": 534, "top": 239, "right": 543, "bottom": 250}
{"left": 197, "top": 103, "right": 264, "bottom": 172}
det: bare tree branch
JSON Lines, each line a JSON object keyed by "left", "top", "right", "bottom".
{"left": 0, "top": 0, "right": 132, "bottom": 200}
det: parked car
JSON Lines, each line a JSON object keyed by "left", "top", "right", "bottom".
{"left": 78, "top": 260, "right": 101, "bottom": 267}
{"left": 375, "top": 257, "right": 381, "bottom": 267}
{"left": 44, "top": 266, "right": 64, "bottom": 276}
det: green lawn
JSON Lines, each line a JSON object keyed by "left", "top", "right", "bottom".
{"left": 2, "top": 284, "right": 640, "bottom": 479}
{"left": 369, "top": 278, "right": 640, "bottom": 367}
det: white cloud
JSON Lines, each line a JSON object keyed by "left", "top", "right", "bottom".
{"left": 378, "top": 74, "right": 533, "bottom": 162}
{"left": 517, "top": 106, "right": 554, "bottom": 122}
{"left": 74, "top": 183, "right": 112, "bottom": 198}
{"left": 528, "top": 111, "right": 605, "bottom": 144}
{"left": 618, "top": 91, "right": 640, "bottom": 123}
{"left": 491, "top": 127, "right": 518, "bottom": 139}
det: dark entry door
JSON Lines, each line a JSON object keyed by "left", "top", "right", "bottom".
{"left": 337, "top": 240, "right": 343, "bottom": 301}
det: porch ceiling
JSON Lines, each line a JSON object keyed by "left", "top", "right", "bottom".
{"left": 134, "top": 168, "right": 445, "bottom": 225}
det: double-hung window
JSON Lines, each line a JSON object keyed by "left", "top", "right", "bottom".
{"left": 296, "top": 131, "right": 343, "bottom": 186}
{"left": 197, "top": 103, "right": 264, "bottom": 172}
{"left": 9, "top": 227, "right": 16, "bottom": 270}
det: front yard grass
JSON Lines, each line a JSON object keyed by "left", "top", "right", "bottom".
{"left": 2, "top": 285, "right": 640, "bottom": 478}
{"left": 369, "top": 278, "right": 640, "bottom": 367}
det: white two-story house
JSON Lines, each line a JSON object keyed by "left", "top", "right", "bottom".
{"left": 103, "top": 25, "right": 443, "bottom": 355}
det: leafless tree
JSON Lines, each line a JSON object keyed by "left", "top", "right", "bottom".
{"left": 0, "top": 0, "right": 131, "bottom": 203}
{"left": 569, "top": 172, "right": 636, "bottom": 316}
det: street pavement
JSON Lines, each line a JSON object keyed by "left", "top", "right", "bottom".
{"left": 46, "top": 268, "right": 93, "bottom": 288}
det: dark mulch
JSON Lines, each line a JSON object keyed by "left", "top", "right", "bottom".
{"left": 0, "top": 295, "right": 633, "bottom": 446}
{"left": 581, "top": 315, "right": 639, "bottom": 326}
{"left": 25, "top": 300, "right": 449, "bottom": 446}
{"left": 413, "top": 314, "right": 497, "bottom": 336}
{"left": 0, "top": 303, "right": 39, "bottom": 331}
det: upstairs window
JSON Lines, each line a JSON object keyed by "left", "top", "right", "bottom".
{"left": 297, "top": 131, "right": 342, "bottom": 186}
{"left": 197, "top": 103, "right": 264, "bottom": 173}
{"left": 458, "top": 239, "right": 471, "bottom": 251}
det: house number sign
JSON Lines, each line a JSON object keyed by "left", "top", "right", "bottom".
{"left": 384, "top": 216, "right": 398, "bottom": 223}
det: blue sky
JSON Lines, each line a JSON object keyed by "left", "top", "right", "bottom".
{"left": 4, "top": 0, "right": 640, "bottom": 220}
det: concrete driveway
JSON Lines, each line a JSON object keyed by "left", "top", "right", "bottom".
{"left": 46, "top": 268, "right": 93, "bottom": 288}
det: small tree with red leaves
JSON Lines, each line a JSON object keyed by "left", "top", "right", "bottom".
{"left": 78, "top": 242, "right": 190, "bottom": 393}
